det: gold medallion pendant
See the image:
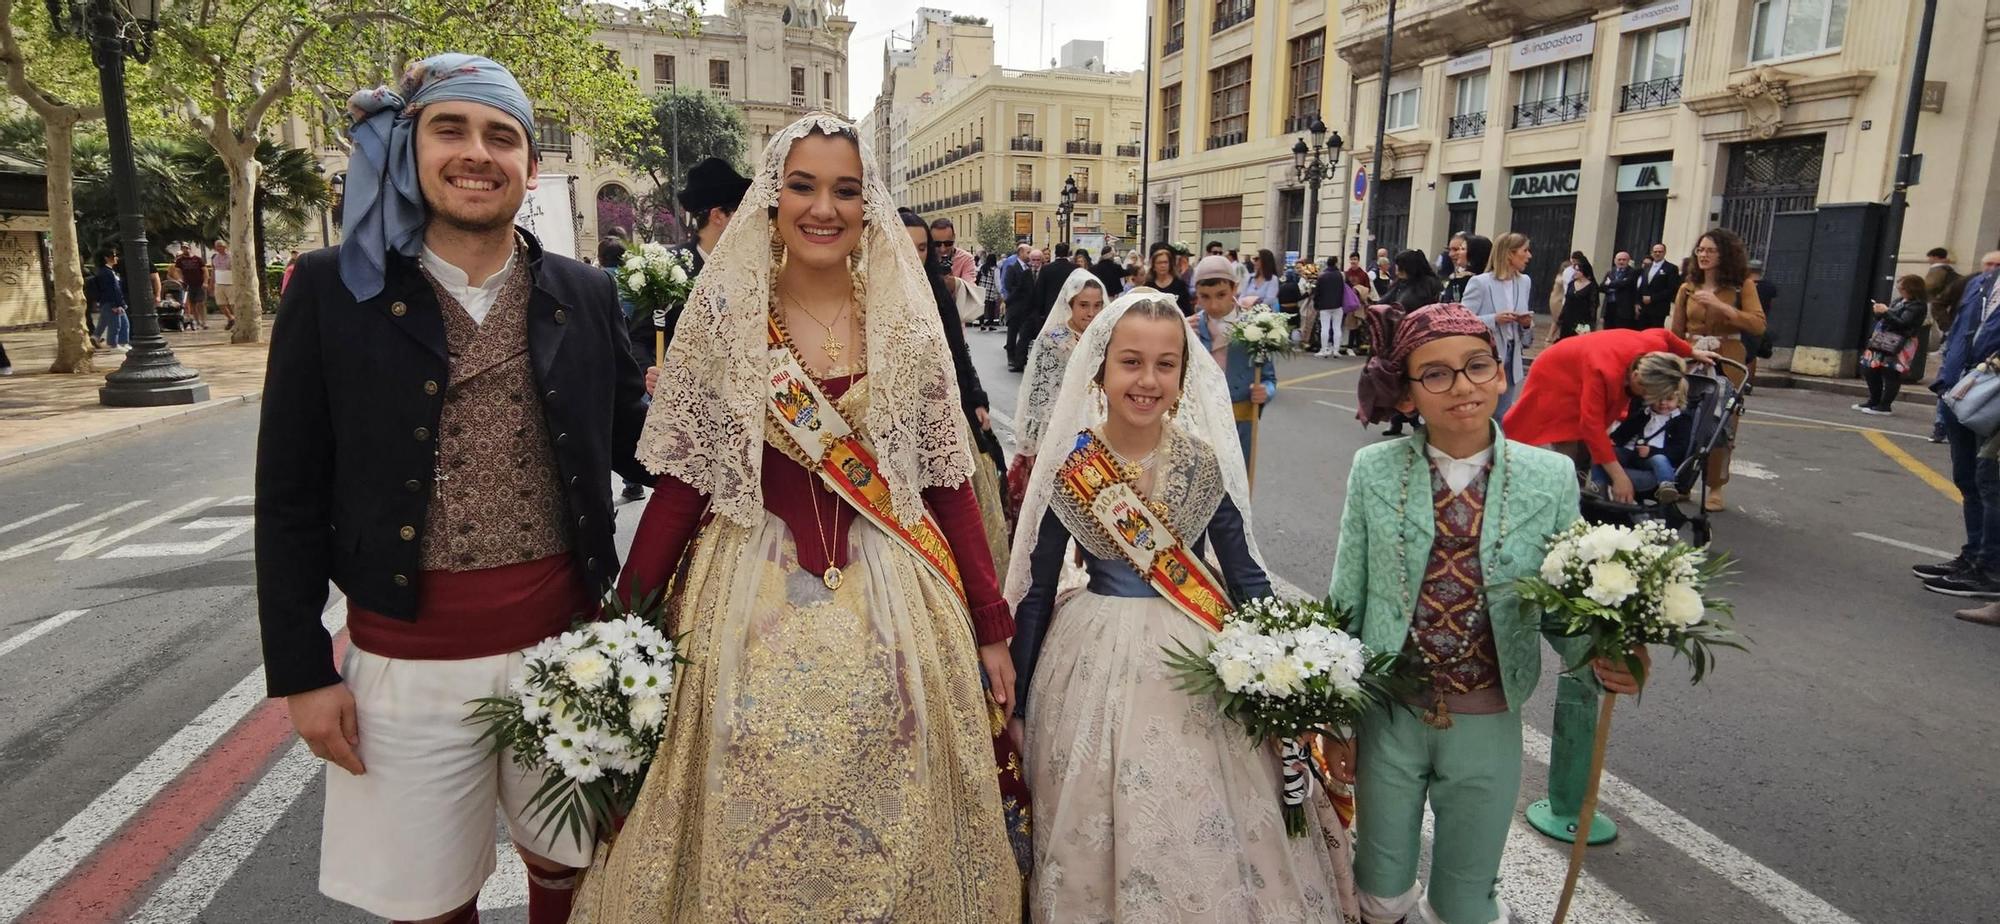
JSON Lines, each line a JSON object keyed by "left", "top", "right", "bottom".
{"left": 822, "top": 566, "right": 844, "bottom": 591}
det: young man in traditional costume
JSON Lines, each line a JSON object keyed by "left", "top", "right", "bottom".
{"left": 1186, "top": 254, "right": 1277, "bottom": 469}
{"left": 1330, "top": 307, "right": 1642, "bottom": 924}
{"left": 255, "top": 53, "right": 652, "bottom": 924}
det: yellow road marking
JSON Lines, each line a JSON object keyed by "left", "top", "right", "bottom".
{"left": 1278, "top": 364, "right": 1361, "bottom": 387}
{"left": 1863, "top": 428, "right": 1960, "bottom": 502}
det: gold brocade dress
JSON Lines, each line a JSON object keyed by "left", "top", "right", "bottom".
{"left": 568, "top": 377, "right": 1020, "bottom": 924}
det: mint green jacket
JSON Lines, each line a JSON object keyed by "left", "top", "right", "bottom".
{"left": 1327, "top": 423, "right": 1593, "bottom": 713}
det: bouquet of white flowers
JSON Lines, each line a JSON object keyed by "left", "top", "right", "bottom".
{"left": 1511, "top": 519, "right": 1743, "bottom": 923}
{"left": 1519, "top": 519, "right": 1741, "bottom": 687}
{"left": 616, "top": 241, "right": 696, "bottom": 321}
{"left": 468, "top": 590, "right": 686, "bottom": 850}
{"left": 1228, "top": 307, "right": 1297, "bottom": 365}
{"left": 1164, "top": 596, "right": 1403, "bottom": 835}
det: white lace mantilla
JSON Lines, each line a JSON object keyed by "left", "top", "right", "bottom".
{"left": 636, "top": 113, "right": 972, "bottom": 527}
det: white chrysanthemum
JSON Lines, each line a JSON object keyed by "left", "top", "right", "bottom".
{"left": 564, "top": 649, "right": 613, "bottom": 687}
{"left": 1262, "top": 655, "right": 1305, "bottom": 696}
{"left": 1584, "top": 561, "right": 1640, "bottom": 606}
{"left": 542, "top": 731, "right": 581, "bottom": 765}
{"left": 1541, "top": 547, "right": 1571, "bottom": 585}
{"left": 615, "top": 659, "right": 655, "bottom": 693}
{"left": 668, "top": 263, "right": 688, "bottom": 284}
{"left": 519, "top": 692, "right": 549, "bottom": 725}
{"left": 558, "top": 629, "right": 592, "bottom": 653}
{"left": 1215, "top": 657, "right": 1258, "bottom": 693}
{"left": 1660, "top": 582, "right": 1705, "bottom": 627}
{"left": 628, "top": 692, "right": 666, "bottom": 729}
{"left": 1575, "top": 526, "right": 1622, "bottom": 563}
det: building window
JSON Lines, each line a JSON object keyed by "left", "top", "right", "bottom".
{"left": 1014, "top": 211, "right": 1035, "bottom": 240}
{"left": 1212, "top": 0, "right": 1252, "bottom": 33}
{"left": 1384, "top": 72, "right": 1420, "bottom": 132}
{"left": 1622, "top": 24, "right": 1684, "bottom": 111}
{"left": 823, "top": 72, "right": 834, "bottom": 105}
{"left": 791, "top": 67, "right": 806, "bottom": 98}
{"left": 1286, "top": 31, "right": 1324, "bottom": 132}
{"left": 1514, "top": 58, "right": 1589, "bottom": 128}
{"left": 1015, "top": 163, "right": 1033, "bottom": 190}
{"left": 709, "top": 59, "right": 731, "bottom": 91}
{"left": 1074, "top": 166, "right": 1090, "bottom": 193}
{"left": 1160, "top": 82, "right": 1182, "bottom": 158}
{"left": 1750, "top": 0, "right": 1847, "bottom": 62}
{"left": 534, "top": 117, "right": 572, "bottom": 156}
{"left": 1074, "top": 117, "right": 1091, "bottom": 141}
{"left": 1448, "top": 71, "right": 1488, "bottom": 138}
{"left": 1278, "top": 188, "right": 1304, "bottom": 255}
{"left": 653, "top": 54, "right": 675, "bottom": 87}
{"left": 1206, "top": 58, "right": 1249, "bottom": 149}
{"left": 1164, "top": 0, "right": 1185, "bottom": 54}
{"left": 1017, "top": 113, "right": 1036, "bottom": 139}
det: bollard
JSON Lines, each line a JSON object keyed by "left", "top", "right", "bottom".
{"left": 1526, "top": 672, "right": 1618, "bottom": 845}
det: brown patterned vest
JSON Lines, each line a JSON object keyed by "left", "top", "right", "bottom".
{"left": 1406, "top": 462, "right": 1505, "bottom": 723}
{"left": 419, "top": 259, "right": 570, "bottom": 572}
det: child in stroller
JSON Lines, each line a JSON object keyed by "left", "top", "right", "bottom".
{"left": 1580, "top": 359, "right": 1746, "bottom": 546}
{"left": 1591, "top": 392, "right": 1693, "bottom": 504}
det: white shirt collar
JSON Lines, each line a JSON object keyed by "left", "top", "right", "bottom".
{"left": 1426, "top": 443, "right": 1494, "bottom": 493}
{"left": 420, "top": 245, "right": 516, "bottom": 327}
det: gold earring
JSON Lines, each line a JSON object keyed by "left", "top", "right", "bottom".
{"left": 1090, "top": 382, "right": 1108, "bottom": 421}
{"left": 769, "top": 227, "right": 786, "bottom": 266}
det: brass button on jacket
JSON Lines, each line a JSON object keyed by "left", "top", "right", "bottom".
{"left": 553, "top": 308, "right": 568, "bottom": 324}
{"left": 392, "top": 573, "right": 409, "bottom": 587}
{"left": 423, "top": 380, "right": 439, "bottom": 396}
{"left": 390, "top": 301, "right": 408, "bottom": 317}
{"left": 414, "top": 426, "right": 430, "bottom": 441}
{"left": 398, "top": 525, "right": 416, "bottom": 541}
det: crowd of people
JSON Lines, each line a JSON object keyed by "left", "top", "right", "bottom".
{"left": 240, "top": 49, "right": 2000, "bottom": 924}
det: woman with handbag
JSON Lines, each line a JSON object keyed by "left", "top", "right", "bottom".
{"left": 1857, "top": 275, "right": 1931, "bottom": 415}
{"left": 1670, "top": 228, "right": 1767, "bottom": 512}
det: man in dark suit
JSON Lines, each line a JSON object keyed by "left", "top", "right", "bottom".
{"left": 254, "top": 55, "right": 652, "bottom": 924}
{"left": 1022, "top": 242, "right": 1075, "bottom": 365}
{"left": 1005, "top": 247, "right": 1046, "bottom": 370}
{"left": 627, "top": 156, "right": 751, "bottom": 367}
{"left": 1601, "top": 250, "right": 1641, "bottom": 329}
{"left": 1637, "top": 241, "right": 1680, "bottom": 328}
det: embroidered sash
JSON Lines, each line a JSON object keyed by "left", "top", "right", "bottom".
{"left": 1055, "top": 431, "right": 1233, "bottom": 632}
{"left": 762, "top": 318, "right": 966, "bottom": 603}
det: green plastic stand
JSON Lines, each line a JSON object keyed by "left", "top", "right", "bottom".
{"left": 1526, "top": 673, "right": 1618, "bottom": 845}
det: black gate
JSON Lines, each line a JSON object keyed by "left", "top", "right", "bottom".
{"left": 1614, "top": 193, "right": 1667, "bottom": 259}
{"left": 1371, "top": 178, "right": 1412, "bottom": 257}
{"left": 1721, "top": 135, "right": 1824, "bottom": 263}
{"left": 1448, "top": 204, "right": 1478, "bottom": 242}
{"left": 1511, "top": 198, "right": 1576, "bottom": 313}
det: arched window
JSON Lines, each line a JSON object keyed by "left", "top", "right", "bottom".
{"left": 597, "top": 184, "right": 636, "bottom": 242}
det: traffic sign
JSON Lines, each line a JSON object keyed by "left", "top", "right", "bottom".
{"left": 1353, "top": 166, "right": 1368, "bottom": 201}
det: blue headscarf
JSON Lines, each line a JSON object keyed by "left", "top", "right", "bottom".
{"left": 339, "top": 53, "right": 537, "bottom": 302}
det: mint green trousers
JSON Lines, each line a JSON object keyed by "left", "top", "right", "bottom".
{"left": 1353, "top": 707, "right": 1523, "bottom": 924}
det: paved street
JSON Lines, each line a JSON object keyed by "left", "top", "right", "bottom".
{"left": 0, "top": 326, "right": 1994, "bottom": 923}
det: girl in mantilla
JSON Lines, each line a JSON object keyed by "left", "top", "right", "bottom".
{"left": 567, "top": 114, "right": 1021, "bottom": 922}
{"left": 1007, "top": 288, "right": 1360, "bottom": 923}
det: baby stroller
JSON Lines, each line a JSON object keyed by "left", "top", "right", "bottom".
{"left": 1579, "top": 356, "right": 1748, "bottom": 547}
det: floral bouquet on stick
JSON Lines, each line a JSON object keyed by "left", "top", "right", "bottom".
{"left": 467, "top": 588, "right": 687, "bottom": 851}
{"left": 616, "top": 241, "right": 696, "bottom": 361}
{"left": 1227, "top": 307, "right": 1294, "bottom": 486}
{"left": 1164, "top": 596, "right": 1406, "bottom": 836}
{"left": 1512, "top": 519, "right": 1744, "bottom": 922}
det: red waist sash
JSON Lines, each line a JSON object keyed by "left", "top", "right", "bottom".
{"left": 348, "top": 553, "right": 591, "bottom": 660}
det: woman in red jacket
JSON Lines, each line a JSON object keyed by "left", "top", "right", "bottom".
{"left": 1501, "top": 328, "right": 1719, "bottom": 503}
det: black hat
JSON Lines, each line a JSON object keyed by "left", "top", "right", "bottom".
{"left": 678, "top": 157, "right": 752, "bottom": 215}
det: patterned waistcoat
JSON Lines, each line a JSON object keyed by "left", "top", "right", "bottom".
{"left": 1408, "top": 464, "right": 1503, "bottom": 701}
{"left": 419, "top": 262, "right": 570, "bottom": 572}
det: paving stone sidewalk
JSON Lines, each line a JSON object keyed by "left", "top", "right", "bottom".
{"left": 0, "top": 325, "right": 271, "bottom": 466}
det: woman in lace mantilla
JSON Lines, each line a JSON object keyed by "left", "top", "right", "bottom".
{"left": 566, "top": 114, "right": 1019, "bottom": 923}
{"left": 1004, "top": 290, "right": 1360, "bottom": 923}
{"left": 1006, "top": 267, "right": 1108, "bottom": 510}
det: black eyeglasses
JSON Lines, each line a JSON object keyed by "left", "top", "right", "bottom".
{"left": 1407, "top": 354, "right": 1503, "bottom": 394}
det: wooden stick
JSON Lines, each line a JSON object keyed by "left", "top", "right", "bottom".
{"left": 1551, "top": 692, "right": 1617, "bottom": 924}
{"left": 1248, "top": 357, "right": 1263, "bottom": 493}
{"left": 655, "top": 330, "right": 665, "bottom": 367}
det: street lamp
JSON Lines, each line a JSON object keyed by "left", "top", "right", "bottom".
{"left": 48, "top": 0, "right": 209, "bottom": 406}
{"left": 1291, "top": 116, "right": 1343, "bottom": 266}
{"left": 1058, "top": 174, "right": 1078, "bottom": 248}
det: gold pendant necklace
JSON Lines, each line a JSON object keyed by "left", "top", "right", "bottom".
{"left": 805, "top": 465, "right": 843, "bottom": 591}
{"left": 787, "top": 293, "right": 853, "bottom": 367}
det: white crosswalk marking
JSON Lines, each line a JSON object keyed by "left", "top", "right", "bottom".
{"left": 101, "top": 495, "right": 257, "bottom": 558}
{"left": 52, "top": 497, "right": 219, "bottom": 561}
{"left": 0, "top": 501, "right": 148, "bottom": 562}
{"left": 0, "top": 609, "right": 89, "bottom": 659}
{"left": 0, "top": 504, "right": 80, "bottom": 537}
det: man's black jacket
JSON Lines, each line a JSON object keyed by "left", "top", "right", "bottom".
{"left": 254, "top": 234, "right": 653, "bottom": 697}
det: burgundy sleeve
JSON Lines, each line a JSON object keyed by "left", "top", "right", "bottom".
{"left": 924, "top": 479, "right": 1015, "bottom": 645}
{"left": 616, "top": 474, "right": 710, "bottom": 620}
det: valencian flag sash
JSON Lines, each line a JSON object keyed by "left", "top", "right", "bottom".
{"left": 1055, "top": 430, "right": 1233, "bottom": 632}
{"left": 762, "top": 318, "right": 966, "bottom": 604}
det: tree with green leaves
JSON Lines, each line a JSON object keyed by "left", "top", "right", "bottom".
{"left": 149, "top": 0, "right": 691, "bottom": 342}
{"left": 0, "top": 0, "right": 110, "bottom": 372}
{"left": 602, "top": 85, "right": 748, "bottom": 243}
{"left": 975, "top": 212, "right": 1015, "bottom": 256}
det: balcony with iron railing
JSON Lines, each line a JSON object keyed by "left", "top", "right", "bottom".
{"left": 1511, "top": 92, "right": 1587, "bottom": 129}
{"left": 1164, "top": 36, "right": 1185, "bottom": 55}
{"left": 1445, "top": 111, "right": 1486, "bottom": 139}
{"left": 1618, "top": 75, "right": 1682, "bottom": 113}
{"left": 1114, "top": 192, "right": 1139, "bottom": 205}
{"left": 1158, "top": 143, "right": 1180, "bottom": 160}
{"left": 1212, "top": 0, "right": 1252, "bottom": 32}
{"left": 1116, "top": 143, "right": 1141, "bottom": 157}
{"left": 1284, "top": 113, "right": 1319, "bottom": 133}
{"left": 1011, "top": 136, "right": 1044, "bottom": 152}
{"left": 1076, "top": 191, "right": 1100, "bottom": 204}
{"left": 1066, "top": 140, "right": 1103, "bottom": 155}
{"left": 1010, "top": 188, "right": 1044, "bottom": 202}
{"left": 1205, "top": 130, "right": 1246, "bottom": 150}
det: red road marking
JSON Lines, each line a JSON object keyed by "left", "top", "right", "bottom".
{"left": 21, "top": 633, "right": 348, "bottom": 924}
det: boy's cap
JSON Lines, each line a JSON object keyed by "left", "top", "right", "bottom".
{"left": 1192, "top": 255, "right": 1237, "bottom": 286}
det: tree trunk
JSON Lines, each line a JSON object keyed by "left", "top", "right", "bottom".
{"left": 43, "top": 115, "right": 94, "bottom": 374}
{"left": 224, "top": 148, "right": 263, "bottom": 343}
